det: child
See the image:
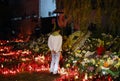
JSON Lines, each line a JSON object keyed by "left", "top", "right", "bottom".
{"left": 48, "top": 29, "right": 62, "bottom": 75}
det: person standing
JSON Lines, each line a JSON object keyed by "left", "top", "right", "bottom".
{"left": 48, "top": 29, "right": 62, "bottom": 75}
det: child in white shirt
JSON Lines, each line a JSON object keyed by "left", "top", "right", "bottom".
{"left": 48, "top": 29, "right": 62, "bottom": 74}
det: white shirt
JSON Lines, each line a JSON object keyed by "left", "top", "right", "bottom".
{"left": 48, "top": 35, "right": 62, "bottom": 52}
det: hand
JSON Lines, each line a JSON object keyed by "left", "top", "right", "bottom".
{"left": 52, "top": 50, "right": 56, "bottom": 54}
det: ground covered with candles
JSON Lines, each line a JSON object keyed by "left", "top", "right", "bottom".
{"left": 0, "top": 32, "right": 120, "bottom": 81}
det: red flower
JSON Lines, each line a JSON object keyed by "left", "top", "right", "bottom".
{"left": 0, "top": 58, "right": 5, "bottom": 62}
{"left": 107, "top": 75, "right": 113, "bottom": 81}
{"left": 96, "top": 45, "right": 105, "bottom": 55}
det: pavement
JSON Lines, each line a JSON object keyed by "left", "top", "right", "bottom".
{"left": 0, "top": 72, "right": 60, "bottom": 81}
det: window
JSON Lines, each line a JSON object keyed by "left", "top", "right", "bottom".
{"left": 39, "top": 0, "right": 56, "bottom": 18}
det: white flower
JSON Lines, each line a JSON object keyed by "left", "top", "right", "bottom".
{"left": 90, "top": 59, "right": 96, "bottom": 65}
{"left": 82, "top": 50, "right": 87, "bottom": 54}
{"left": 81, "top": 61, "right": 85, "bottom": 65}
{"left": 73, "top": 60, "right": 77, "bottom": 63}
{"left": 84, "top": 51, "right": 95, "bottom": 57}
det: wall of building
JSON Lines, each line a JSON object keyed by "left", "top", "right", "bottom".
{"left": 9, "top": 0, "right": 39, "bottom": 40}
